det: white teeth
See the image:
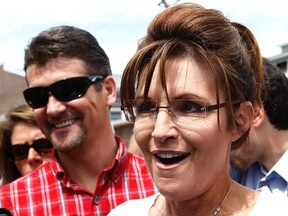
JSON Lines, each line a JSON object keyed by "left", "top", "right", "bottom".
{"left": 54, "top": 120, "right": 75, "bottom": 128}
{"left": 156, "top": 153, "right": 184, "bottom": 158}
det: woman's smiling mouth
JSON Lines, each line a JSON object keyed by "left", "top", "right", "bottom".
{"left": 154, "top": 153, "right": 190, "bottom": 165}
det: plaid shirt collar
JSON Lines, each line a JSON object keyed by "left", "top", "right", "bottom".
{"left": 50, "top": 135, "right": 128, "bottom": 187}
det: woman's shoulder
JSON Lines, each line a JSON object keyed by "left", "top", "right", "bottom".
{"left": 108, "top": 194, "right": 159, "bottom": 216}
{"left": 250, "top": 187, "right": 288, "bottom": 215}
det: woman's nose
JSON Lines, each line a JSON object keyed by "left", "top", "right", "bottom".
{"left": 27, "top": 148, "right": 43, "bottom": 167}
{"left": 151, "top": 109, "right": 177, "bottom": 142}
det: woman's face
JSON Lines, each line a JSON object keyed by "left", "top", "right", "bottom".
{"left": 134, "top": 57, "right": 240, "bottom": 201}
{"left": 11, "top": 122, "right": 52, "bottom": 176}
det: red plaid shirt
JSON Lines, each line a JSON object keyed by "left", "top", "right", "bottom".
{"left": 0, "top": 136, "right": 156, "bottom": 216}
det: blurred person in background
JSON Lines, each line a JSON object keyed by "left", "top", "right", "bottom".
{"left": 0, "top": 104, "right": 52, "bottom": 187}
{"left": 230, "top": 58, "right": 288, "bottom": 196}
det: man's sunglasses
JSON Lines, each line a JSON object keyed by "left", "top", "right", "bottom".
{"left": 23, "top": 75, "right": 106, "bottom": 109}
{"left": 6, "top": 138, "right": 53, "bottom": 161}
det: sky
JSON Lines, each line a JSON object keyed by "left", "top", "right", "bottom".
{"left": 0, "top": 0, "right": 287, "bottom": 76}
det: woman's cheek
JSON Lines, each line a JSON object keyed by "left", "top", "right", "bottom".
{"left": 134, "top": 126, "right": 152, "bottom": 150}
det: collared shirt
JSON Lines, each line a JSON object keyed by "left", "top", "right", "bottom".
{"left": 0, "top": 135, "right": 157, "bottom": 216}
{"left": 230, "top": 150, "right": 288, "bottom": 196}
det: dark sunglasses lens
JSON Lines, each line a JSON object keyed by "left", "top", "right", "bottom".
{"left": 33, "top": 139, "right": 53, "bottom": 155}
{"left": 51, "top": 78, "right": 89, "bottom": 101}
{"left": 11, "top": 145, "right": 29, "bottom": 161}
{"left": 23, "top": 87, "right": 48, "bottom": 109}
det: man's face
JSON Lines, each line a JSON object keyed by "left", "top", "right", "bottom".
{"left": 25, "top": 57, "right": 110, "bottom": 153}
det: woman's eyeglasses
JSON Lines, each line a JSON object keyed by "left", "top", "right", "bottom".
{"left": 121, "top": 99, "right": 241, "bottom": 129}
{"left": 6, "top": 138, "right": 53, "bottom": 161}
{"left": 23, "top": 75, "right": 106, "bottom": 109}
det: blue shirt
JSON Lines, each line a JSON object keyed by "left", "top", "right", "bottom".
{"left": 230, "top": 150, "right": 288, "bottom": 196}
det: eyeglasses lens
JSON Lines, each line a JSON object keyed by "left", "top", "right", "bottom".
{"left": 51, "top": 78, "right": 87, "bottom": 101}
{"left": 8, "top": 138, "right": 53, "bottom": 161}
{"left": 24, "top": 87, "right": 48, "bottom": 108}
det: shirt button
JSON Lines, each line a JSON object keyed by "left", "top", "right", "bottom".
{"left": 94, "top": 197, "right": 100, "bottom": 205}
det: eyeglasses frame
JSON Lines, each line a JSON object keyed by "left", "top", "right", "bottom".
{"left": 121, "top": 99, "right": 241, "bottom": 123}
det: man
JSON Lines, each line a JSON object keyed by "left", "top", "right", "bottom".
{"left": 230, "top": 58, "right": 288, "bottom": 196}
{"left": 0, "top": 26, "right": 156, "bottom": 215}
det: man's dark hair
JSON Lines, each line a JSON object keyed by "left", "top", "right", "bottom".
{"left": 24, "top": 25, "right": 111, "bottom": 77}
{"left": 262, "top": 57, "right": 288, "bottom": 130}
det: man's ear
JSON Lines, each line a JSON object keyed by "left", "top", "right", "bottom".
{"left": 252, "top": 107, "right": 265, "bottom": 128}
{"left": 103, "top": 75, "right": 116, "bottom": 106}
{"left": 231, "top": 101, "right": 254, "bottom": 142}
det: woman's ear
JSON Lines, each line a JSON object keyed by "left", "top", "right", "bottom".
{"left": 103, "top": 75, "right": 116, "bottom": 106}
{"left": 231, "top": 101, "right": 254, "bottom": 142}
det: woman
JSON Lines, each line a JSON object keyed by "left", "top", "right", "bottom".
{"left": 109, "top": 3, "right": 288, "bottom": 215}
{"left": 0, "top": 104, "right": 53, "bottom": 186}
